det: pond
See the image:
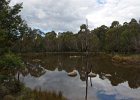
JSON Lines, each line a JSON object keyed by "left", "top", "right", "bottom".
{"left": 20, "top": 53, "right": 140, "bottom": 100}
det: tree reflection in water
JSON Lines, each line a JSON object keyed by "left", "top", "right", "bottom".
{"left": 21, "top": 53, "right": 140, "bottom": 89}
{"left": 21, "top": 53, "right": 140, "bottom": 100}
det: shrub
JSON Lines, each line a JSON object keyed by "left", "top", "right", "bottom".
{"left": 0, "top": 52, "right": 23, "bottom": 70}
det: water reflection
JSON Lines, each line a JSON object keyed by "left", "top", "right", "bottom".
{"left": 21, "top": 53, "right": 140, "bottom": 100}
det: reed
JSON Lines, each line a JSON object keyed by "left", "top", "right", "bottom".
{"left": 112, "top": 54, "right": 140, "bottom": 64}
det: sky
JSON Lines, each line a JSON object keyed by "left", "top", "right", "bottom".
{"left": 10, "top": 0, "right": 140, "bottom": 32}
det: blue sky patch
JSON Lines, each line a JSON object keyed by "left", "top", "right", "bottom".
{"left": 97, "top": 0, "right": 106, "bottom": 4}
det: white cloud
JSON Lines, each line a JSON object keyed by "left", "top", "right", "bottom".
{"left": 87, "top": 0, "right": 140, "bottom": 27}
{"left": 10, "top": 0, "right": 140, "bottom": 32}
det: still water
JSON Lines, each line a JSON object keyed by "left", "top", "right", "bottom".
{"left": 20, "top": 53, "right": 140, "bottom": 100}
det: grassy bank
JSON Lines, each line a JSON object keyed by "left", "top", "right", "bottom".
{"left": 112, "top": 54, "right": 140, "bottom": 64}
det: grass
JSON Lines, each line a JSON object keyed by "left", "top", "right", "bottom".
{"left": 21, "top": 88, "right": 67, "bottom": 100}
{"left": 2, "top": 87, "right": 67, "bottom": 100}
{"left": 112, "top": 54, "right": 140, "bottom": 64}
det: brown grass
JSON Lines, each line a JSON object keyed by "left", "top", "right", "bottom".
{"left": 3, "top": 88, "right": 67, "bottom": 100}
{"left": 112, "top": 54, "right": 140, "bottom": 64}
{"left": 25, "top": 89, "right": 67, "bottom": 100}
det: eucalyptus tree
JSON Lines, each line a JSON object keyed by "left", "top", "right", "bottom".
{"left": 45, "top": 31, "right": 57, "bottom": 52}
{"left": 91, "top": 25, "right": 108, "bottom": 51}
{"left": 58, "top": 31, "right": 76, "bottom": 52}
{"left": 0, "top": 0, "right": 28, "bottom": 53}
{"left": 110, "top": 21, "right": 120, "bottom": 28}
{"left": 117, "top": 18, "right": 140, "bottom": 53}
{"left": 77, "top": 24, "right": 90, "bottom": 52}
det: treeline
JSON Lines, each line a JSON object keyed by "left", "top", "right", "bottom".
{"left": 12, "top": 19, "right": 140, "bottom": 53}
{"left": 0, "top": 1, "right": 140, "bottom": 53}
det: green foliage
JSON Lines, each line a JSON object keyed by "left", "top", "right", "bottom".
{"left": 0, "top": 1, "right": 140, "bottom": 53}
{"left": 92, "top": 25, "right": 108, "bottom": 51}
{"left": 58, "top": 31, "right": 77, "bottom": 52}
{"left": 89, "top": 34, "right": 100, "bottom": 52}
{"left": 44, "top": 31, "right": 57, "bottom": 52}
{"left": 0, "top": 52, "right": 23, "bottom": 70}
{"left": 105, "top": 18, "right": 140, "bottom": 53}
{"left": 0, "top": 52, "right": 24, "bottom": 98}
{"left": 0, "top": 0, "right": 29, "bottom": 51}
{"left": 110, "top": 21, "right": 120, "bottom": 28}
{"left": 12, "top": 18, "right": 140, "bottom": 53}
{"left": 11, "top": 18, "right": 140, "bottom": 53}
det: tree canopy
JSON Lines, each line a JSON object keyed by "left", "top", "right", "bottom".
{"left": 0, "top": 1, "right": 140, "bottom": 54}
{"left": 0, "top": 0, "right": 29, "bottom": 53}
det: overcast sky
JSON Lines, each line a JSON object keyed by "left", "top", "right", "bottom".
{"left": 10, "top": 0, "right": 140, "bottom": 32}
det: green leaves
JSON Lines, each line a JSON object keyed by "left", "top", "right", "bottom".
{"left": 0, "top": 52, "right": 23, "bottom": 69}
{"left": 0, "top": 0, "right": 28, "bottom": 50}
